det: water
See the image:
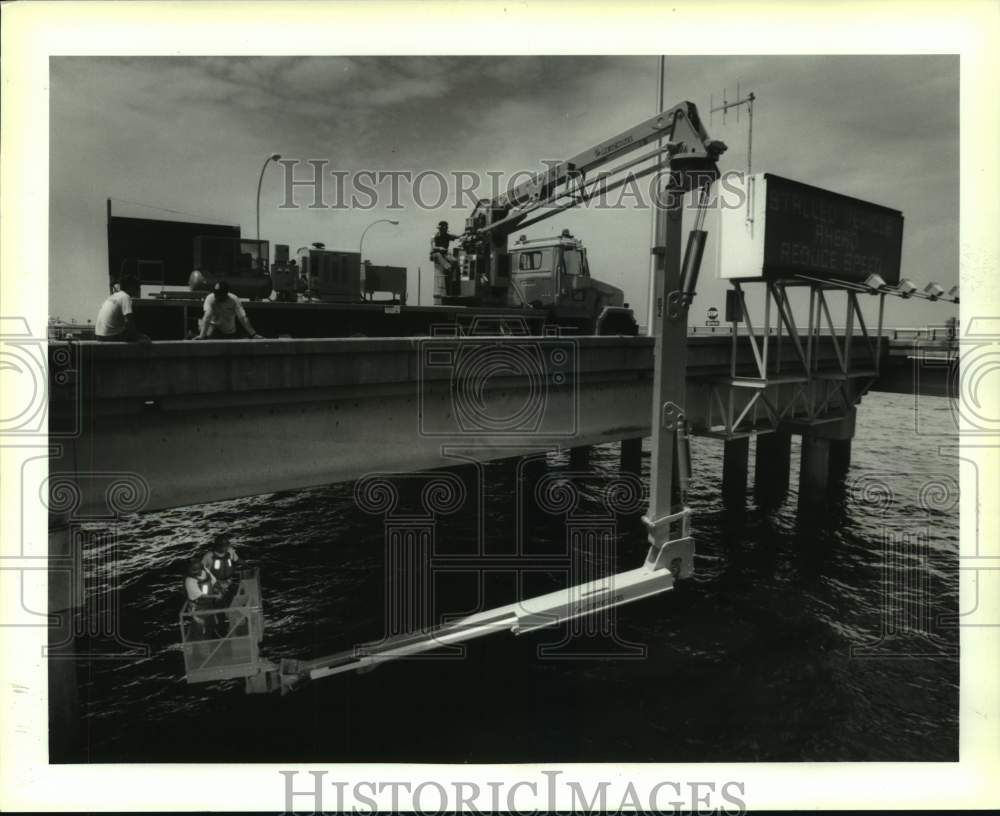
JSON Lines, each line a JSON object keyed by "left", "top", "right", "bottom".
{"left": 69, "top": 391, "right": 959, "bottom": 762}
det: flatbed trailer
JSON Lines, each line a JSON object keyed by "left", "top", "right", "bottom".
{"left": 132, "top": 296, "right": 552, "bottom": 340}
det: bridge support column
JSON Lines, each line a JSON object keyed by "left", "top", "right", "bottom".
{"left": 797, "top": 435, "right": 831, "bottom": 515}
{"left": 829, "top": 438, "right": 852, "bottom": 480}
{"left": 620, "top": 437, "right": 642, "bottom": 476}
{"left": 569, "top": 444, "right": 591, "bottom": 471}
{"left": 722, "top": 436, "right": 750, "bottom": 511}
{"left": 754, "top": 430, "right": 791, "bottom": 509}
{"left": 49, "top": 513, "right": 81, "bottom": 761}
{"left": 794, "top": 407, "right": 857, "bottom": 516}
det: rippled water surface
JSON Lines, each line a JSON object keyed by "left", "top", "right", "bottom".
{"left": 69, "top": 391, "right": 959, "bottom": 763}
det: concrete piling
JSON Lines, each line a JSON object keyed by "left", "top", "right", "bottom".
{"left": 828, "top": 437, "right": 853, "bottom": 480}
{"left": 797, "top": 434, "right": 831, "bottom": 515}
{"left": 569, "top": 445, "right": 592, "bottom": 471}
{"left": 754, "top": 430, "right": 792, "bottom": 508}
{"left": 620, "top": 437, "right": 642, "bottom": 476}
{"left": 722, "top": 436, "right": 750, "bottom": 510}
{"left": 48, "top": 515, "right": 81, "bottom": 761}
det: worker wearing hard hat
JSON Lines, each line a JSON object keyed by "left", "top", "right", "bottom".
{"left": 203, "top": 535, "right": 239, "bottom": 595}
{"left": 184, "top": 557, "right": 221, "bottom": 640}
{"left": 432, "top": 220, "right": 461, "bottom": 250}
{"left": 194, "top": 280, "right": 261, "bottom": 339}
{"left": 430, "top": 221, "right": 462, "bottom": 296}
{"left": 202, "top": 535, "right": 242, "bottom": 633}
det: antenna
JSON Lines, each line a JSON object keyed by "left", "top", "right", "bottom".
{"left": 710, "top": 83, "right": 756, "bottom": 176}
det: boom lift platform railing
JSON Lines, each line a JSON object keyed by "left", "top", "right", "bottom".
{"left": 179, "top": 567, "right": 274, "bottom": 690}
{"left": 178, "top": 103, "right": 726, "bottom": 692}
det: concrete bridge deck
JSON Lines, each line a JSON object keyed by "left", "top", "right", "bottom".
{"left": 47, "top": 333, "right": 952, "bottom": 516}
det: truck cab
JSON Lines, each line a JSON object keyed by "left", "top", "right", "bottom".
{"left": 508, "top": 230, "right": 638, "bottom": 335}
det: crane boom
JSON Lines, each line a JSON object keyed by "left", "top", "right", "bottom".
{"left": 494, "top": 100, "right": 722, "bottom": 214}
{"left": 181, "top": 101, "right": 728, "bottom": 693}
{"left": 460, "top": 101, "right": 725, "bottom": 301}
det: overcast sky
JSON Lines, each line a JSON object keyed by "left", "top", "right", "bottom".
{"left": 49, "top": 55, "right": 958, "bottom": 328}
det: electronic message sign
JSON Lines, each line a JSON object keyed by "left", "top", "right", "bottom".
{"left": 719, "top": 173, "right": 904, "bottom": 285}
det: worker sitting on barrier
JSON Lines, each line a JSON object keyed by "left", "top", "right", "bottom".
{"left": 95, "top": 275, "right": 151, "bottom": 343}
{"left": 184, "top": 558, "right": 222, "bottom": 640}
{"left": 202, "top": 535, "right": 242, "bottom": 634}
{"left": 194, "top": 281, "right": 261, "bottom": 340}
{"left": 430, "top": 220, "right": 462, "bottom": 296}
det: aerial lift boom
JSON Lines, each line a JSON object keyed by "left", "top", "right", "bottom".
{"left": 180, "top": 102, "right": 726, "bottom": 693}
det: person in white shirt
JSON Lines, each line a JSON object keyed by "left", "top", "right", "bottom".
{"left": 184, "top": 558, "right": 222, "bottom": 639}
{"left": 195, "top": 280, "right": 260, "bottom": 340}
{"left": 94, "top": 276, "right": 150, "bottom": 342}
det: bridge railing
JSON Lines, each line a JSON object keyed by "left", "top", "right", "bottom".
{"left": 689, "top": 325, "right": 956, "bottom": 340}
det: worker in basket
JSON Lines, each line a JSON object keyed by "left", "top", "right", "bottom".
{"left": 202, "top": 535, "right": 243, "bottom": 635}
{"left": 184, "top": 557, "right": 222, "bottom": 640}
{"left": 430, "top": 220, "right": 462, "bottom": 296}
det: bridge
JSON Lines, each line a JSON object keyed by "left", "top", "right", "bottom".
{"left": 48, "top": 330, "right": 955, "bottom": 517}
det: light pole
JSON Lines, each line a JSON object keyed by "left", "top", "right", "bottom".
{"left": 359, "top": 218, "right": 400, "bottom": 262}
{"left": 359, "top": 219, "right": 400, "bottom": 300}
{"left": 256, "top": 153, "right": 281, "bottom": 241}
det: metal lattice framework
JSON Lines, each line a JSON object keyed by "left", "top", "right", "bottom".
{"left": 697, "top": 279, "right": 885, "bottom": 439}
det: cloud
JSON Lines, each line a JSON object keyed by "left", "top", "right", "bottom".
{"left": 49, "top": 55, "right": 959, "bottom": 328}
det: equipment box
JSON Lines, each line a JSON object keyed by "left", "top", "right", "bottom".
{"left": 363, "top": 264, "right": 407, "bottom": 301}
{"left": 304, "top": 249, "right": 361, "bottom": 302}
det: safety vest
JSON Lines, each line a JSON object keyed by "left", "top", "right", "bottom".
{"left": 191, "top": 573, "right": 214, "bottom": 610}
{"left": 211, "top": 551, "right": 235, "bottom": 581}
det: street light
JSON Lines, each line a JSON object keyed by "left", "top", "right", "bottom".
{"left": 359, "top": 219, "right": 400, "bottom": 301}
{"left": 796, "top": 272, "right": 958, "bottom": 307}
{"left": 923, "top": 282, "right": 945, "bottom": 301}
{"left": 359, "top": 219, "right": 400, "bottom": 262}
{"left": 864, "top": 273, "right": 888, "bottom": 292}
{"left": 256, "top": 153, "right": 282, "bottom": 241}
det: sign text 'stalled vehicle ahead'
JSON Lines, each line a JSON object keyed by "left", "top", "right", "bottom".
{"left": 719, "top": 173, "right": 904, "bottom": 285}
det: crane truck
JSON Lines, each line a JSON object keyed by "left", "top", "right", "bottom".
{"left": 434, "top": 228, "right": 637, "bottom": 335}
{"left": 177, "top": 99, "right": 728, "bottom": 692}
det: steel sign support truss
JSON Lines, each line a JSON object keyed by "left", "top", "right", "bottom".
{"left": 697, "top": 278, "right": 885, "bottom": 440}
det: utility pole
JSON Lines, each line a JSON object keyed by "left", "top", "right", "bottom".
{"left": 645, "top": 55, "right": 666, "bottom": 337}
